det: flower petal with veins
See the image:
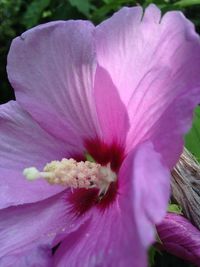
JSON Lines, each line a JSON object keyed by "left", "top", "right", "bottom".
{"left": 1, "top": 3, "right": 200, "bottom": 267}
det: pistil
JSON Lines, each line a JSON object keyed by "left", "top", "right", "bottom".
{"left": 23, "top": 158, "right": 117, "bottom": 197}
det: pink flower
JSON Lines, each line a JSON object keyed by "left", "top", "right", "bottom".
{"left": 157, "top": 213, "right": 200, "bottom": 266}
{"left": 1, "top": 4, "right": 200, "bottom": 267}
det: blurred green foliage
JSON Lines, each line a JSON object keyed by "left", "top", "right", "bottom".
{"left": 185, "top": 107, "right": 200, "bottom": 161}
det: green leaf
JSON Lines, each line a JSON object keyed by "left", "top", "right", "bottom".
{"left": 68, "top": 0, "right": 91, "bottom": 17}
{"left": 148, "top": 246, "right": 160, "bottom": 266}
{"left": 173, "top": 0, "right": 200, "bottom": 8}
{"left": 144, "top": 0, "right": 170, "bottom": 4}
{"left": 85, "top": 153, "right": 95, "bottom": 162}
{"left": 22, "top": 0, "right": 51, "bottom": 28}
{"left": 102, "top": 0, "right": 112, "bottom": 3}
{"left": 167, "top": 204, "right": 183, "bottom": 214}
{"left": 91, "top": 0, "right": 137, "bottom": 24}
{"left": 185, "top": 106, "right": 200, "bottom": 162}
{"left": 148, "top": 247, "right": 156, "bottom": 266}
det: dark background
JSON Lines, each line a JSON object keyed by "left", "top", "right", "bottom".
{"left": 1, "top": 0, "right": 200, "bottom": 266}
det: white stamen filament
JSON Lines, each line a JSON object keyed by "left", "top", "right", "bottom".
{"left": 23, "top": 158, "right": 117, "bottom": 196}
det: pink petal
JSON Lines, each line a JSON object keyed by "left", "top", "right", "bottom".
{"left": 7, "top": 20, "right": 100, "bottom": 145}
{"left": 53, "top": 142, "right": 169, "bottom": 267}
{"left": 157, "top": 213, "right": 200, "bottom": 266}
{"left": 94, "top": 65, "right": 129, "bottom": 145}
{"left": 54, "top": 201, "right": 146, "bottom": 267}
{"left": 95, "top": 4, "right": 200, "bottom": 168}
{"left": 0, "top": 240, "right": 52, "bottom": 267}
{"left": 0, "top": 191, "right": 89, "bottom": 261}
{"left": 0, "top": 101, "right": 75, "bottom": 208}
{"left": 119, "top": 141, "right": 170, "bottom": 247}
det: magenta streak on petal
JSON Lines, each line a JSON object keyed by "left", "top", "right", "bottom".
{"left": 94, "top": 65, "right": 130, "bottom": 146}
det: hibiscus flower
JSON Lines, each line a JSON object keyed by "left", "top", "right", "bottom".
{"left": 1, "top": 4, "right": 200, "bottom": 267}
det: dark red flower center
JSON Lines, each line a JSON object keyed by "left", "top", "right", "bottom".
{"left": 68, "top": 138, "right": 125, "bottom": 216}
